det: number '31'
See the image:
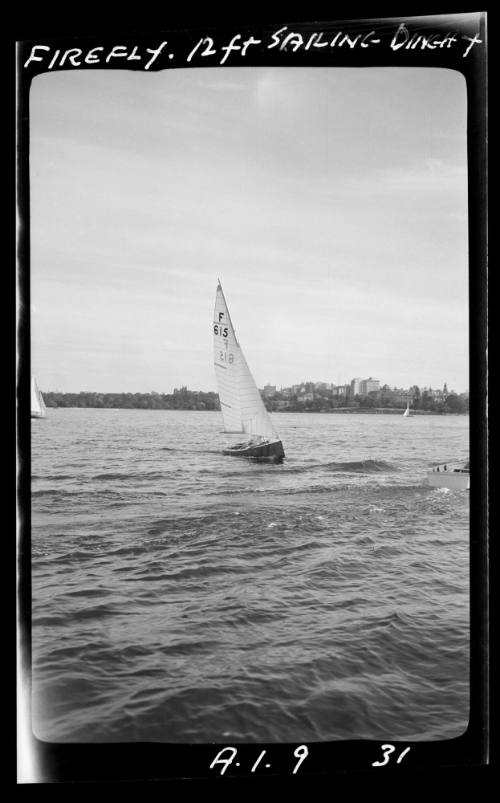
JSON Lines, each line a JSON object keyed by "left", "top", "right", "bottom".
{"left": 372, "top": 744, "right": 411, "bottom": 767}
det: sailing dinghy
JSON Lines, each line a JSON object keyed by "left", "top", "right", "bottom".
{"left": 213, "top": 281, "right": 285, "bottom": 461}
{"left": 403, "top": 401, "right": 410, "bottom": 417}
{"left": 31, "top": 376, "right": 47, "bottom": 419}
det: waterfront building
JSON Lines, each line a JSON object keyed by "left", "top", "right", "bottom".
{"left": 262, "top": 384, "right": 277, "bottom": 398}
{"left": 350, "top": 378, "right": 362, "bottom": 397}
{"left": 359, "top": 377, "right": 380, "bottom": 395}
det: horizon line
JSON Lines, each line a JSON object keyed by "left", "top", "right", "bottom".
{"left": 38, "top": 383, "right": 469, "bottom": 395}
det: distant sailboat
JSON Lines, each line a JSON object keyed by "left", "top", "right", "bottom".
{"left": 403, "top": 401, "right": 410, "bottom": 417}
{"left": 31, "top": 376, "right": 47, "bottom": 419}
{"left": 213, "top": 281, "right": 284, "bottom": 461}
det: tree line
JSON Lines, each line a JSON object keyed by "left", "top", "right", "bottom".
{"left": 43, "top": 386, "right": 468, "bottom": 414}
{"left": 266, "top": 388, "right": 469, "bottom": 414}
{"left": 44, "top": 388, "right": 220, "bottom": 411}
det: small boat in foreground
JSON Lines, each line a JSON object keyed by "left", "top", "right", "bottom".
{"left": 31, "top": 376, "right": 47, "bottom": 419}
{"left": 426, "top": 462, "right": 470, "bottom": 490}
{"left": 213, "top": 281, "right": 284, "bottom": 462}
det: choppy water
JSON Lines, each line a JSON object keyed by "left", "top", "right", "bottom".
{"left": 30, "top": 409, "right": 469, "bottom": 743}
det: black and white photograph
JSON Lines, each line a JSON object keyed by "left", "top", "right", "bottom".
{"left": 18, "top": 10, "right": 488, "bottom": 783}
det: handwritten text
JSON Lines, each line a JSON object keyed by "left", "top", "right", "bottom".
{"left": 22, "top": 23, "right": 483, "bottom": 71}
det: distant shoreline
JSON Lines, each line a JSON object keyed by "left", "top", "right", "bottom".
{"left": 41, "top": 388, "right": 469, "bottom": 416}
{"left": 285, "top": 408, "right": 467, "bottom": 416}
{"left": 43, "top": 405, "right": 467, "bottom": 416}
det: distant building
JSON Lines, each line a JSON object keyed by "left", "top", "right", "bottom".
{"left": 392, "top": 389, "right": 412, "bottom": 404}
{"left": 262, "top": 384, "right": 277, "bottom": 398}
{"left": 359, "top": 377, "right": 380, "bottom": 395}
{"left": 350, "top": 378, "right": 362, "bottom": 397}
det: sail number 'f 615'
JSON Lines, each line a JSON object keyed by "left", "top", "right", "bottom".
{"left": 214, "top": 310, "right": 228, "bottom": 338}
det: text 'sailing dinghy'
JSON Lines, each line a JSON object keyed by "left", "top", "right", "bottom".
{"left": 426, "top": 462, "right": 470, "bottom": 490}
{"left": 213, "top": 281, "right": 284, "bottom": 462}
{"left": 31, "top": 376, "right": 47, "bottom": 419}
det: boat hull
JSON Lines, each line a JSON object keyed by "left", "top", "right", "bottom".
{"left": 426, "top": 471, "right": 469, "bottom": 490}
{"left": 223, "top": 439, "right": 285, "bottom": 462}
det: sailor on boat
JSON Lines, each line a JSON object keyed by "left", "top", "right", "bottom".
{"left": 427, "top": 461, "right": 470, "bottom": 489}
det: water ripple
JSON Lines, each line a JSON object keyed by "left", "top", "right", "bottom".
{"left": 30, "top": 409, "right": 470, "bottom": 743}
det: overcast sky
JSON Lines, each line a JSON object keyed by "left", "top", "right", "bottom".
{"left": 29, "top": 66, "right": 468, "bottom": 393}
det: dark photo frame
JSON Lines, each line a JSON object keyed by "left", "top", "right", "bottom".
{"left": 17, "top": 9, "right": 488, "bottom": 784}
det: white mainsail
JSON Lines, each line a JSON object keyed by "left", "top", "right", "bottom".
{"left": 31, "top": 376, "right": 47, "bottom": 418}
{"left": 403, "top": 402, "right": 410, "bottom": 417}
{"left": 213, "top": 282, "right": 277, "bottom": 440}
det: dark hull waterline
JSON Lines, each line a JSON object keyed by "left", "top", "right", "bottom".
{"left": 222, "top": 439, "right": 285, "bottom": 462}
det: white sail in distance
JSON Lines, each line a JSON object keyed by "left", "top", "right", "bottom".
{"left": 213, "top": 283, "right": 277, "bottom": 440}
{"left": 31, "top": 376, "right": 47, "bottom": 418}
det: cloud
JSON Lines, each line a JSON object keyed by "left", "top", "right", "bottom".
{"left": 364, "top": 158, "right": 467, "bottom": 195}
{"left": 29, "top": 68, "right": 469, "bottom": 393}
